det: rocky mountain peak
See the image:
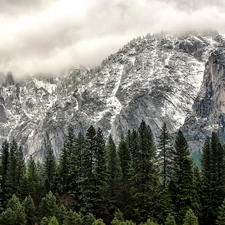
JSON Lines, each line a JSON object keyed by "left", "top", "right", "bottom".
{"left": 0, "top": 32, "right": 224, "bottom": 161}
{"left": 5, "top": 72, "right": 14, "bottom": 87}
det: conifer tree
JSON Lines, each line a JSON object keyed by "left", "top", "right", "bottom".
{"left": 48, "top": 216, "right": 59, "bottom": 225}
{"left": 59, "top": 125, "right": 76, "bottom": 195}
{"left": 80, "top": 125, "right": 97, "bottom": 214}
{"left": 92, "top": 218, "right": 106, "bottom": 225}
{"left": 27, "top": 156, "right": 39, "bottom": 204}
{"left": 118, "top": 137, "right": 133, "bottom": 218}
{"left": 183, "top": 209, "right": 198, "bottom": 225}
{"left": 165, "top": 214, "right": 176, "bottom": 225}
{"left": 169, "top": 130, "right": 196, "bottom": 224}
{"left": 5, "top": 139, "right": 19, "bottom": 199}
{"left": 106, "top": 135, "right": 121, "bottom": 215}
{"left": 216, "top": 198, "right": 225, "bottom": 225}
{"left": 0, "top": 194, "right": 27, "bottom": 225}
{"left": 201, "top": 133, "right": 225, "bottom": 225}
{"left": 131, "top": 120, "right": 159, "bottom": 222}
{"left": 38, "top": 191, "right": 58, "bottom": 221}
{"left": 210, "top": 133, "right": 225, "bottom": 222}
{"left": 158, "top": 122, "right": 173, "bottom": 188}
{"left": 201, "top": 137, "right": 211, "bottom": 225}
{"left": 0, "top": 140, "right": 9, "bottom": 207}
{"left": 58, "top": 140, "right": 70, "bottom": 194}
{"left": 44, "top": 144, "right": 57, "bottom": 192}
{"left": 40, "top": 216, "right": 50, "bottom": 225}
{"left": 93, "top": 128, "right": 107, "bottom": 218}
{"left": 23, "top": 195, "right": 36, "bottom": 225}
{"left": 63, "top": 210, "right": 83, "bottom": 225}
{"left": 68, "top": 131, "right": 84, "bottom": 210}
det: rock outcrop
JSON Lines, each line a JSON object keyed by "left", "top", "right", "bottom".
{"left": 0, "top": 31, "right": 224, "bottom": 161}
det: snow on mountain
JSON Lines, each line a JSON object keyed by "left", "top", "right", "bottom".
{"left": 0, "top": 31, "right": 223, "bottom": 161}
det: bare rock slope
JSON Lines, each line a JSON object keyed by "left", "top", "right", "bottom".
{"left": 0, "top": 32, "right": 224, "bottom": 161}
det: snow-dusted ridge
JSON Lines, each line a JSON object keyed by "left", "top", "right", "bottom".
{"left": 0, "top": 31, "right": 224, "bottom": 161}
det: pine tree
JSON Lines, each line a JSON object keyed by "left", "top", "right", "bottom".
{"left": 27, "top": 156, "right": 39, "bottom": 204}
{"left": 201, "top": 137, "right": 211, "bottom": 225}
{"left": 80, "top": 125, "right": 97, "bottom": 214}
{"left": 118, "top": 137, "right": 133, "bottom": 218}
{"left": 92, "top": 218, "right": 106, "bottom": 225}
{"left": 158, "top": 122, "right": 173, "bottom": 188}
{"left": 48, "top": 216, "right": 59, "bottom": 225}
{"left": 58, "top": 140, "right": 70, "bottom": 194}
{"left": 38, "top": 191, "right": 58, "bottom": 221}
{"left": 23, "top": 195, "right": 36, "bottom": 225}
{"left": 183, "top": 209, "right": 198, "bottom": 225}
{"left": 165, "top": 214, "right": 176, "bottom": 225}
{"left": 0, "top": 194, "right": 27, "bottom": 225}
{"left": 93, "top": 128, "right": 107, "bottom": 218}
{"left": 63, "top": 210, "right": 83, "bottom": 225}
{"left": 5, "top": 139, "right": 19, "bottom": 199}
{"left": 216, "top": 198, "right": 225, "bottom": 225}
{"left": 201, "top": 133, "right": 225, "bottom": 225}
{"left": 210, "top": 133, "right": 225, "bottom": 222}
{"left": 58, "top": 125, "right": 76, "bottom": 195}
{"left": 44, "top": 143, "right": 57, "bottom": 192}
{"left": 169, "top": 130, "right": 196, "bottom": 224}
{"left": 131, "top": 120, "right": 159, "bottom": 222}
{"left": 40, "top": 216, "right": 50, "bottom": 225}
{"left": 67, "top": 131, "right": 84, "bottom": 210}
{"left": 56, "top": 204, "right": 68, "bottom": 225}
{"left": 106, "top": 135, "right": 121, "bottom": 216}
{"left": 0, "top": 140, "right": 9, "bottom": 208}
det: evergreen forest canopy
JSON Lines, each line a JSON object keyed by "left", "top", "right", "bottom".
{"left": 0, "top": 120, "right": 224, "bottom": 225}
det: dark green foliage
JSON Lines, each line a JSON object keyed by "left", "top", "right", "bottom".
{"left": 82, "top": 213, "right": 96, "bottom": 225}
{"left": 216, "top": 198, "right": 225, "bottom": 225}
{"left": 44, "top": 144, "right": 57, "bottom": 192}
{"left": 80, "top": 125, "right": 96, "bottom": 214}
{"left": 106, "top": 135, "right": 121, "bottom": 217}
{"left": 165, "top": 214, "right": 176, "bottom": 225}
{"left": 63, "top": 210, "right": 83, "bottom": 225}
{"left": 118, "top": 138, "right": 133, "bottom": 218}
{"left": 92, "top": 218, "right": 106, "bottom": 225}
{"left": 201, "top": 133, "right": 225, "bottom": 225}
{"left": 169, "top": 130, "right": 196, "bottom": 224}
{"left": 183, "top": 209, "right": 198, "bottom": 225}
{"left": 151, "top": 188, "right": 174, "bottom": 224}
{"left": 5, "top": 139, "right": 19, "bottom": 198}
{"left": 38, "top": 191, "right": 58, "bottom": 221}
{"left": 131, "top": 120, "right": 159, "bottom": 222}
{"left": 67, "top": 131, "right": 84, "bottom": 210}
{"left": 0, "top": 140, "right": 9, "bottom": 207}
{"left": 93, "top": 128, "right": 107, "bottom": 218}
{"left": 58, "top": 140, "right": 70, "bottom": 194}
{"left": 23, "top": 195, "right": 36, "bottom": 225}
{"left": 40, "top": 216, "right": 50, "bottom": 225}
{"left": 158, "top": 123, "right": 173, "bottom": 188}
{"left": 58, "top": 126, "right": 76, "bottom": 195}
{"left": 0, "top": 194, "right": 26, "bottom": 225}
{"left": 27, "top": 156, "right": 40, "bottom": 204}
{"left": 3, "top": 120, "right": 225, "bottom": 225}
{"left": 48, "top": 216, "right": 59, "bottom": 225}
{"left": 57, "top": 204, "right": 68, "bottom": 225}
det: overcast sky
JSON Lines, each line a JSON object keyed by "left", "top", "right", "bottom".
{"left": 1, "top": 0, "right": 225, "bottom": 77}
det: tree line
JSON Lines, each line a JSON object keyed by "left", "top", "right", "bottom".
{"left": 0, "top": 120, "right": 224, "bottom": 225}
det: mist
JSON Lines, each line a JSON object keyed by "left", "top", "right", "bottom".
{"left": 1, "top": 0, "right": 225, "bottom": 78}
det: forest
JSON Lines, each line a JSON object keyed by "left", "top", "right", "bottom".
{"left": 0, "top": 120, "right": 224, "bottom": 225}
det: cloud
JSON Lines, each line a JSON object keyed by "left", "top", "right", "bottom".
{"left": 0, "top": 0, "right": 225, "bottom": 78}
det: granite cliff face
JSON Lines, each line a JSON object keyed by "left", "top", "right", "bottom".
{"left": 0, "top": 32, "right": 224, "bottom": 161}
{"left": 182, "top": 46, "right": 225, "bottom": 152}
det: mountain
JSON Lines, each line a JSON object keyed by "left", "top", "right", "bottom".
{"left": 0, "top": 31, "right": 224, "bottom": 161}
{"left": 182, "top": 46, "right": 225, "bottom": 153}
